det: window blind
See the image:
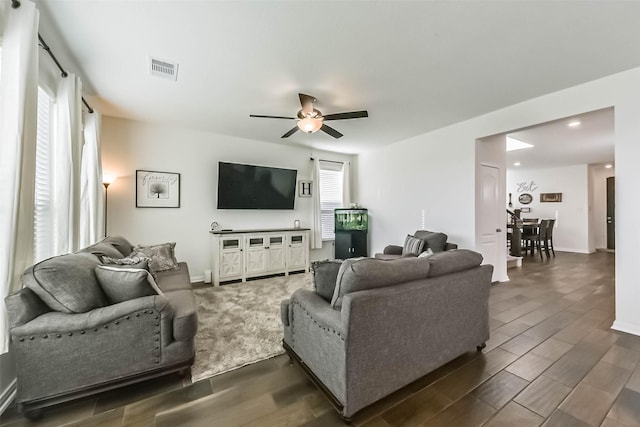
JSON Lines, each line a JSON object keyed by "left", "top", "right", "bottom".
{"left": 319, "top": 161, "right": 344, "bottom": 240}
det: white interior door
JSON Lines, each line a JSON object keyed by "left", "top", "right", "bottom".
{"left": 479, "top": 165, "right": 503, "bottom": 281}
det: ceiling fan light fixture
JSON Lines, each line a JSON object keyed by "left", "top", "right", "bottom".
{"left": 297, "top": 117, "right": 323, "bottom": 133}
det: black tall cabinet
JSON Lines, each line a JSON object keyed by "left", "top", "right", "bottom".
{"left": 334, "top": 209, "right": 368, "bottom": 259}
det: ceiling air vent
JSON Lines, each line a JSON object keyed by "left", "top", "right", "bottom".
{"left": 150, "top": 57, "right": 178, "bottom": 81}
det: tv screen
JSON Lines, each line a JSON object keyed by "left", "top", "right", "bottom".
{"left": 217, "top": 162, "right": 297, "bottom": 210}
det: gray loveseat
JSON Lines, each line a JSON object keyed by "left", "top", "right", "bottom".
{"left": 4, "top": 236, "right": 197, "bottom": 418}
{"left": 281, "top": 250, "right": 492, "bottom": 420}
{"left": 374, "top": 230, "right": 458, "bottom": 260}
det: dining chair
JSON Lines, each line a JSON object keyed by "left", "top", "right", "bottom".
{"left": 522, "top": 219, "right": 551, "bottom": 260}
{"left": 545, "top": 219, "right": 556, "bottom": 257}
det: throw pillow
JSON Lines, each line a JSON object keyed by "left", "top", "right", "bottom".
{"left": 418, "top": 248, "right": 434, "bottom": 258}
{"left": 132, "top": 242, "right": 179, "bottom": 273}
{"left": 101, "top": 236, "right": 135, "bottom": 257}
{"left": 331, "top": 256, "right": 431, "bottom": 309}
{"left": 79, "top": 242, "right": 124, "bottom": 259}
{"left": 95, "top": 265, "right": 161, "bottom": 304}
{"left": 311, "top": 260, "right": 343, "bottom": 303}
{"left": 22, "top": 252, "right": 108, "bottom": 313}
{"left": 101, "top": 255, "right": 149, "bottom": 270}
{"left": 414, "top": 231, "right": 448, "bottom": 253}
{"left": 402, "top": 235, "right": 425, "bottom": 255}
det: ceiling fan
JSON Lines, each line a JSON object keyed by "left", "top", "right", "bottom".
{"left": 250, "top": 93, "right": 368, "bottom": 139}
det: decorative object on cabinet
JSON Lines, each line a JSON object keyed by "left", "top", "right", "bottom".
{"left": 540, "top": 192, "right": 562, "bottom": 202}
{"left": 210, "top": 229, "right": 309, "bottom": 286}
{"left": 334, "top": 208, "right": 368, "bottom": 259}
{"left": 136, "top": 170, "right": 180, "bottom": 208}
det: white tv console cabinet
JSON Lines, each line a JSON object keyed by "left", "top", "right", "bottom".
{"left": 210, "top": 228, "right": 310, "bottom": 286}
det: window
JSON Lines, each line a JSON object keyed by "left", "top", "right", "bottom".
{"left": 318, "top": 161, "right": 344, "bottom": 240}
{"left": 33, "top": 86, "right": 54, "bottom": 262}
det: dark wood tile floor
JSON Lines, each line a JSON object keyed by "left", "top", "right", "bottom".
{"left": 3, "top": 251, "right": 640, "bottom": 427}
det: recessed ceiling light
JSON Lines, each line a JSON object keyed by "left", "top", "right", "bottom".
{"left": 514, "top": 162, "right": 521, "bottom": 166}
{"left": 605, "top": 164, "right": 613, "bottom": 169}
{"left": 568, "top": 120, "right": 581, "bottom": 127}
{"left": 506, "top": 136, "right": 534, "bottom": 152}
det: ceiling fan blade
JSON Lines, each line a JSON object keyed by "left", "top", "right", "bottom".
{"left": 323, "top": 110, "right": 369, "bottom": 121}
{"left": 250, "top": 114, "right": 296, "bottom": 120}
{"left": 281, "top": 126, "right": 300, "bottom": 138}
{"left": 320, "top": 124, "right": 343, "bottom": 139}
{"left": 298, "top": 93, "right": 316, "bottom": 114}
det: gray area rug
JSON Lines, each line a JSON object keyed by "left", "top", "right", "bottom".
{"left": 191, "top": 273, "right": 312, "bottom": 382}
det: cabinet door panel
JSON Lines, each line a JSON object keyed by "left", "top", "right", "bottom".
{"left": 335, "top": 232, "right": 353, "bottom": 259}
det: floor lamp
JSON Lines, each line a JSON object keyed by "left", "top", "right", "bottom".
{"left": 103, "top": 176, "right": 114, "bottom": 237}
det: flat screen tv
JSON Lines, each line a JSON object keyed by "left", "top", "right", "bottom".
{"left": 217, "top": 162, "right": 297, "bottom": 210}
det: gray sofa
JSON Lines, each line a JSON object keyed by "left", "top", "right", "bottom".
{"left": 374, "top": 230, "right": 458, "bottom": 260}
{"left": 4, "top": 236, "right": 197, "bottom": 419}
{"left": 281, "top": 250, "right": 492, "bottom": 420}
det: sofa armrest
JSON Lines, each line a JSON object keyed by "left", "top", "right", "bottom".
{"left": 383, "top": 245, "right": 403, "bottom": 255}
{"left": 10, "top": 294, "right": 171, "bottom": 337}
{"left": 287, "top": 289, "right": 343, "bottom": 335}
{"left": 5, "top": 288, "right": 51, "bottom": 329}
{"left": 445, "top": 242, "right": 458, "bottom": 250}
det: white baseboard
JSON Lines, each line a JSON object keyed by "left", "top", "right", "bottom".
{"left": 0, "top": 379, "right": 16, "bottom": 416}
{"left": 554, "top": 248, "right": 594, "bottom": 254}
{"left": 612, "top": 320, "right": 640, "bottom": 337}
{"left": 190, "top": 275, "right": 204, "bottom": 283}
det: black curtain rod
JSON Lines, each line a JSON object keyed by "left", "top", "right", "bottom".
{"left": 37, "top": 34, "right": 94, "bottom": 113}
{"left": 309, "top": 157, "right": 344, "bottom": 165}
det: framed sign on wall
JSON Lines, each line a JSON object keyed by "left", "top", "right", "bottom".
{"left": 540, "top": 192, "right": 563, "bottom": 202}
{"left": 136, "top": 170, "right": 180, "bottom": 208}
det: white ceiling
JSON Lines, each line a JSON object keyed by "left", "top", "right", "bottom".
{"left": 507, "top": 108, "right": 614, "bottom": 170}
{"left": 37, "top": 1, "right": 640, "bottom": 154}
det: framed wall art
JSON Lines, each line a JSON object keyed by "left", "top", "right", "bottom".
{"left": 136, "top": 170, "right": 180, "bottom": 208}
{"left": 518, "top": 193, "right": 533, "bottom": 205}
{"left": 298, "top": 180, "right": 312, "bottom": 197}
{"left": 540, "top": 192, "right": 562, "bottom": 203}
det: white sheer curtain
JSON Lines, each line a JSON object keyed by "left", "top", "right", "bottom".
{"left": 52, "top": 73, "right": 84, "bottom": 254}
{"left": 79, "top": 111, "right": 104, "bottom": 247}
{"left": 342, "top": 161, "right": 351, "bottom": 207}
{"left": 0, "top": 0, "right": 39, "bottom": 353}
{"left": 311, "top": 158, "right": 323, "bottom": 249}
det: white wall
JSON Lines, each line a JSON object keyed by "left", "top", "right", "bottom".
{"left": 357, "top": 66, "right": 640, "bottom": 336}
{"left": 589, "top": 164, "right": 615, "bottom": 250}
{"left": 101, "top": 117, "right": 356, "bottom": 281}
{"left": 476, "top": 134, "right": 508, "bottom": 282}
{"left": 507, "top": 165, "right": 590, "bottom": 253}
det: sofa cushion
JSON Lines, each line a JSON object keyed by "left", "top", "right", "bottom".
{"left": 80, "top": 242, "right": 124, "bottom": 259}
{"left": 102, "top": 236, "right": 134, "bottom": 257}
{"left": 22, "top": 252, "right": 108, "bottom": 313}
{"left": 331, "top": 257, "right": 431, "bottom": 309}
{"left": 414, "top": 230, "right": 448, "bottom": 253}
{"left": 402, "top": 235, "right": 425, "bottom": 255}
{"left": 427, "top": 249, "right": 484, "bottom": 277}
{"left": 311, "top": 260, "right": 343, "bottom": 303}
{"left": 132, "top": 242, "right": 179, "bottom": 273}
{"left": 95, "top": 266, "right": 161, "bottom": 304}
